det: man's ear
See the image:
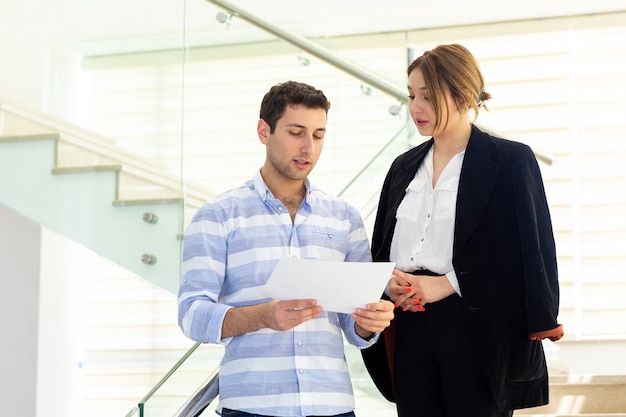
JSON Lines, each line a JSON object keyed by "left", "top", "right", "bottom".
{"left": 258, "top": 119, "right": 270, "bottom": 144}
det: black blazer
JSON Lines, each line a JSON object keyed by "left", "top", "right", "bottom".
{"left": 364, "top": 125, "right": 560, "bottom": 410}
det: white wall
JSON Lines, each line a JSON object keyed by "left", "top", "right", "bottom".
{"left": 0, "top": 1, "right": 59, "bottom": 111}
{"left": 37, "top": 228, "right": 85, "bottom": 417}
{"left": 0, "top": 204, "right": 83, "bottom": 417}
{"left": 0, "top": 204, "right": 41, "bottom": 416}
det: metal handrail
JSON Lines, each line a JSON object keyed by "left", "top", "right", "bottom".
{"left": 205, "top": 0, "right": 554, "bottom": 166}
{"left": 135, "top": 342, "right": 220, "bottom": 417}
{"left": 124, "top": 406, "right": 139, "bottom": 417}
{"left": 175, "top": 368, "right": 219, "bottom": 417}
{"left": 137, "top": 342, "right": 202, "bottom": 414}
{"left": 206, "top": 0, "right": 407, "bottom": 103}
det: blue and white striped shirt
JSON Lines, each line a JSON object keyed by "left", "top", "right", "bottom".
{"left": 178, "top": 170, "right": 376, "bottom": 416}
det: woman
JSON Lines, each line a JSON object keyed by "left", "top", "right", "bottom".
{"left": 362, "top": 44, "right": 563, "bottom": 417}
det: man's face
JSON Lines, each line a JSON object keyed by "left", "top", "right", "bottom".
{"left": 259, "top": 104, "right": 327, "bottom": 182}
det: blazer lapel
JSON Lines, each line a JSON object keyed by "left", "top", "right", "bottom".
{"left": 454, "top": 128, "right": 500, "bottom": 255}
{"left": 377, "top": 139, "right": 433, "bottom": 258}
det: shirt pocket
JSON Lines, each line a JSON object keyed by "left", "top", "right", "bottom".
{"left": 433, "top": 179, "right": 458, "bottom": 222}
{"left": 302, "top": 226, "right": 350, "bottom": 260}
{"left": 395, "top": 178, "right": 428, "bottom": 221}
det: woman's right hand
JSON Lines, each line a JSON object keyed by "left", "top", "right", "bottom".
{"left": 388, "top": 270, "right": 424, "bottom": 312}
{"left": 389, "top": 269, "right": 455, "bottom": 312}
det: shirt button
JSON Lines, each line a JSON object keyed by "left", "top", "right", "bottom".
{"left": 278, "top": 207, "right": 283, "bottom": 211}
{"left": 299, "top": 369, "right": 304, "bottom": 374}
{"left": 297, "top": 340, "right": 303, "bottom": 346}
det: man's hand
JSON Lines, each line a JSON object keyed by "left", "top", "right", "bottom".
{"left": 352, "top": 299, "right": 395, "bottom": 340}
{"left": 222, "top": 299, "right": 322, "bottom": 339}
{"left": 263, "top": 299, "right": 323, "bottom": 331}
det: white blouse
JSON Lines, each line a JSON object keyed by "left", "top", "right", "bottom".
{"left": 389, "top": 146, "right": 465, "bottom": 295}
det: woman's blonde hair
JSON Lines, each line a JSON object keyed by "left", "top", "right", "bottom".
{"left": 408, "top": 43, "right": 491, "bottom": 132}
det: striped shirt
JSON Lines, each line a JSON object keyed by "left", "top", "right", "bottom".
{"left": 177, "top": 170, "right": 376, "bottom": 416}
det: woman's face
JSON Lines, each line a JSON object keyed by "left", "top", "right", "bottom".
{"left": 407, "top": 68, "right": 465, "bottom": 139}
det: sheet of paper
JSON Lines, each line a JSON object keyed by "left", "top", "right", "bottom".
{"left": 262, "top": 257, "right": 395, "bottom": 314}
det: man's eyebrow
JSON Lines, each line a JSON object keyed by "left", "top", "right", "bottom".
{"left": 285, "top": 123, "right": 326, "bottom": 132}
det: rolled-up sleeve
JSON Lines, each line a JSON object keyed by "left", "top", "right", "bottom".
{"left": 177, "top": 205, "right": 231, "bottom": 344}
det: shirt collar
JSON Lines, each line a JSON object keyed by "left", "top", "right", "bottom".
{"left": 251, "top": 169, "right": 312, "bottom": 205}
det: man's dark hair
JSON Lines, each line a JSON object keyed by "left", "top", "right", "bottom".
{"left": 259, "top": 81, "right": 330, "bottom": 133}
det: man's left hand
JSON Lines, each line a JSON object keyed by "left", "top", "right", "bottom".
{"left": 352, "top": 299, "right": 394, "bottom": 339}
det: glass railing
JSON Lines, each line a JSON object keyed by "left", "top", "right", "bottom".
{"left": 337, "top": 121, "right": 417, "bottom": 232}
{"left": 137, "top": 342, "right": 223, "bottom": 417}
{"left": 134, "top": 342, "right": 396, "bottom": 417}
{"left": 174, "top": 367, "right": 219, "bottom": 417}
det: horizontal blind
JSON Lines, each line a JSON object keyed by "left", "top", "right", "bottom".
{"left": 83, "top": 41, "right": 408, "bottom": 200}
{"left": 82, "top": 11, "right": 626, "bottom": 340}
{"left": 407, "top": 14, "right": 626, "bottom": 339}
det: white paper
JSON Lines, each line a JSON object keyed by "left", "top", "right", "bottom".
{"left": 262, "top": 257, "right": 395, "bottom": 314}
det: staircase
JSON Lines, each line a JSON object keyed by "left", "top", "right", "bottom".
{"left": 0, "top": 98, "right": 217, "bottom": 294}
{"left": 0, "top": 98, "right": 226, "bottom": 416}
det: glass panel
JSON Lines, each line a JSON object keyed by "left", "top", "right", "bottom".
{"left": 178, "top": 1, "right": 416, "bottom": 236}
{"left": 0, "top": 1, "right": 189, "bottom": 294}
{"left": 139, "top": 343, "right": 224, "bottom": 417}
{"left": 0, "top": 1, "right": 189, "bottom": 415}
{"left": 345, "top": 344, "right": 396, "bottom": 417}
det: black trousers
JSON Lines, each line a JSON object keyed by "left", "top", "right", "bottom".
{"left": 393, "top": 294, "right": 513, "bottom": 417}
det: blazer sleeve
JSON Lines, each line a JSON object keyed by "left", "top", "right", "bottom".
{"left": 511, "top": 144, "right": 561, "bottom": 335}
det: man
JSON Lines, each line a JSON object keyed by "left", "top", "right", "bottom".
{"left": 178, "top": 81, "right": 394, "bottom": 417}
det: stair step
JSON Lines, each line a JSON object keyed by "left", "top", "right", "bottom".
{"left": 519, "top": 375, "right": 626, "bottom": 415}
{"left": 0, "top": 133, "right": 60, "bottom": 142}
{"left": 519, "top": 412, "right": 626, "bottom": 416}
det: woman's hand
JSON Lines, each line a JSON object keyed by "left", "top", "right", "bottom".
{"left": 389, "top": 269, "right": 456, "bottom": 312}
